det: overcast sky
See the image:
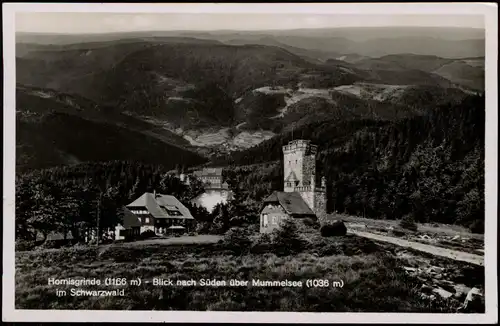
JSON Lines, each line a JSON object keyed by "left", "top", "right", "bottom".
{"left": 16, "top": 13, "right": 485, "bottom": 34}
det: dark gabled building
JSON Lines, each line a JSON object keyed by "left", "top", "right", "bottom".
{"left": 259, "top": 139, "right": 327, "bottom": 233}
{"left": 125, "top": 192, "right": 195, "bottom": 235}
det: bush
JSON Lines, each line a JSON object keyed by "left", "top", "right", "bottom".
{"left": 15, "top": 239, "right": 37, "bottom": 252}
{"left": 223, "top": 227, "right": 252, "bottom": 255}
{"left": 250, "top": 232, "right": 273, "bottom": 254}
{"left": 302, "top": 217, "right": 321, "bottom": 229}
{"left": 399, "top": 214, "right": 418, "bottom": 232}
{"left": 139, "top": 230, "right": 156, "bottom": 240}
{"left": 246, "top": 223, "right": 260, "bottom": 234}
{"left": 317, "top": 242, "right": 344, "bottom": 256}
{"left": 195, "top": 222, "right": 211, "bottom": 234}
{"left": 469, "top": 219, "right": 484, "bottom": 234}
{"left": 271, "top": 218, "right": 306, "bottom": 256}
{"left": 320, "top": 220, "right": 347, "bottom": 237}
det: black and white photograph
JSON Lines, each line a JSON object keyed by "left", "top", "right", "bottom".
{"left": 2, "top": 3, "right": 497, "bottom": 323}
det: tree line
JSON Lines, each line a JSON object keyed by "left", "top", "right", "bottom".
{"left": 15, "top": 161, "right": 208, "bottom": 242}
{"left": 212, "top": 95, "right": 485, "bottom": 232}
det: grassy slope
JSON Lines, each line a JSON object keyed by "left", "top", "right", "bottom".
{"left": 15, "top": 235, "right": 457, "bottom": 312}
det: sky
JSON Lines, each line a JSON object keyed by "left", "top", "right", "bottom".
{"left": 15, "top": 13, "right": 485, "bottom": 34}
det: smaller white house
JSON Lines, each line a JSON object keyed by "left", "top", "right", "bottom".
{"left": 115, "top": 207, "right": 142, "bottom": 241}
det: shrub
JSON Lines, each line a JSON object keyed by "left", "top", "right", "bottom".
{"left": 271, "top": 218, "right": 306, "bottom": 256}
{"left": 139, "top": 230, "right": 156, "bottom": 239}
{"left": 302, "top": 217, "right": 321, "bottom": 229}
{"left": 317, "top": 242, "right": 344, "bottom": 256}
{"left": 223, "top": 227, "right": 252, "bottom": 255}
{"left": 399, "top": 214, "right": 418, "bottom": 232}
{"left": 246, "top": 223, "right": 260, "bottom": 235}
{"left": 195, "top": 222, "right": 211, "bottom": 234}
{"left": 469, "top": 219, "right": 484, "bottom": 234}
{"left": 15, "top": 239, "right": 37, "bottom": 252}
{"left": 250, "top": 232, "right": 273, "bottom": 254}
{"left": 320, "top": 220, "right": 347, "bottom": 237}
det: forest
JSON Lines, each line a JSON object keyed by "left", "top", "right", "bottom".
{"left": 14, "top": 94, "right": 485, "bottom": 245}
{"left": 14, "top": 160, "right": 258, "bottom": 244}
{"left": 214, "top": 95, "right": 485, "bottom": 232}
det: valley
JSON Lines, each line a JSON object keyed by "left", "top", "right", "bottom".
{"left": 14, "top": 28, "right": 485, "bottom": 232}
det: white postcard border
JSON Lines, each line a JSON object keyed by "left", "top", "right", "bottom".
{"left": 2, "top": 2, "right": 498, "bottom": 324}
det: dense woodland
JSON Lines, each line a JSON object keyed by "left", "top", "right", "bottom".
{"left": 14, "top": 35, "right": 486, "bottom": 242}
{"left": 215, "top": 95, "right": 485, "bottom": 232}
{"left": 15, "top": 160, "right": 259, "bottom": 243}
{"left": 15, "top": 93, "right": 485, "bottom": 244}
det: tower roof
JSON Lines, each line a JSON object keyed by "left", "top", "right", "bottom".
{"left": 285, "top": 171, "right": 299, "bottom": 182}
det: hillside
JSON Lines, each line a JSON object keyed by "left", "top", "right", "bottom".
{"left": 214, "top": 95, "right": 484, "bottom": 229}
{"left": 16, "top": 37, "right": 483, "bottom": 169}
{"left": 354, "top": 54, "right": 485, "bottom": 91}
{"left": 16, "top": 86, "right": 206, "bottom": 172}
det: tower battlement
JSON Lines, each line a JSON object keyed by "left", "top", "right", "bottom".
{"left": 282, "top": 139, "right": 326, "bottom": 220}
{"left": 282, "top": 140, "right": 317, "bottom": 155}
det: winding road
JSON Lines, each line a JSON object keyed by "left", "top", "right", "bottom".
{"left": 349, "top": 229, "right": 484, "bottom": 266}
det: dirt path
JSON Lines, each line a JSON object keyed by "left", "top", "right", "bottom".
{"left": 349, "top": 229, "right": 484, "bottom": 266}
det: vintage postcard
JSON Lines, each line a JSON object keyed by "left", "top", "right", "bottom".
{"left": 2, "top": 2, "right": 498, "bottom": 324}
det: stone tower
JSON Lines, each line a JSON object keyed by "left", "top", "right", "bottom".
{"left": 282, "top": 140, "right": 327, "bottom": 222}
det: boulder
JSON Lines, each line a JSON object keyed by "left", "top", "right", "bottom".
{"left": 453, "top": 284, "right": 472, "bottom": 299}
{"left": 460, "top": 287, "right": 484, "bottom": 312}
{"left": 433, "top": 287, "right": 453, "bottom": 299}
{"left": 320, "top": 220, "right": 347, "bottom": 237}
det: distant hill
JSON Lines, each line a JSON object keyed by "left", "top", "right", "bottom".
{"left": 16, "top": 86, "right": 206, "bottom": 172}
{"left": 15, "top": 36, "right": 482, "bottom": 169}
{"left": 17, "top": 26, "right": 485, "bottom": 58}
{"left": 354, "top": 54, "right": 484, "bottom": 91}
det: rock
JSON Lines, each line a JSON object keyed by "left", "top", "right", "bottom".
{"left": 403, "top": 266, "right": 417, "bottom": 273}
{"left": 433, "top": 287, "right": 453, "bottom": 299}
{"left": 453, "top": 284, "right": 472, "bottom": 298}
{"left": 421, "top": 284, "right": 434, "bottom": 294}
{"left": 426, "top": 266, "right": 445, "bottom": 274}
{"left": 461, "top": 287, "right": 484, "bottom": 312}
{"left": 451, "top": 235, "right": 460, "bottom": 241}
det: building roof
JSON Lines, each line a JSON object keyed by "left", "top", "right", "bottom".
{"left": 262, "top": 191, "right": 315, "bottom": 216}
{"left": 193, "top": 167, "right": 223, "bottom": 177}
{"left": 121, "top": 207, "right": 142, "bottom": 228}
{"left": 127, "top": 192, "right": 194, "bottom": 220}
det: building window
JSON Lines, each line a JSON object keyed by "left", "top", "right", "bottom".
{"left": 145, "top": 217, "right": 150, "bottom": 223}
{"left": 262, "top": 214, "right": 268, "bottom": 227}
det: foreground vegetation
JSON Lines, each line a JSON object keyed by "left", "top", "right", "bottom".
{"left": 16, "top": 222, "right": 463, "bottom": 312}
